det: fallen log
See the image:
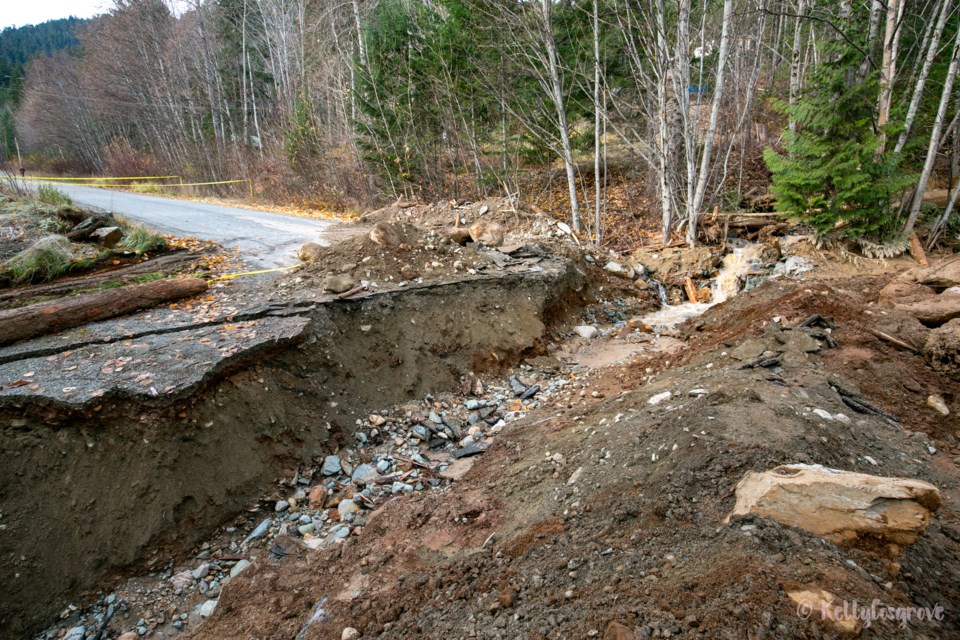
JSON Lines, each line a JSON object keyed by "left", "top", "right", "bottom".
{"left": 0, "top": 277, "right": 208, "bottom": 346}
{"left": 0, "top": 252, "right": 202, "bottom": 308}
{"left": 683, "top": 277, "right": 700, "bottom": 303}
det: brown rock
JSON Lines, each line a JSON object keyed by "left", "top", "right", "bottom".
{"left": 924, "top": 318, "right": 960, "bottom": 378}
{"left": 604, "top": 621, "right": 636, "bottom": 640}
{"left": 323, "top": 274, "right": 355, "bottom": 294}
{"left": 907, "top": 258, "right": 960, "bottom": 289}
{"left": 308, "top": 485, "right": 327, "bottom": 509}
{"left": 498, "top": 587, "right": 517, "bottom": 608}
{"left": 442, "top": 227, "right": 473, "bottom": 245}
{"left": 298, "top": 242, "right": 325, "bottom": 264}
{"left": 728, "top": 464, "right": 941, "bottom": 545}
{"left": 370, "top": 221, "right": 405, "bottom": 247}
{"left": 118, "top": 633, "right": 139, "bottom": 640}
{"left": 879, "top": 281, "right": 960, "bottom": 325}
{"left": 469, "top": 220, "right": 504, "bottom": 247}
{"left": 787, "top": 589, "right": 863, "bottom": 635}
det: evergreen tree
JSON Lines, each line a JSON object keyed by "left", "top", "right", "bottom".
{"left": 764, "top": 34, "right": 916, "bottom": 241}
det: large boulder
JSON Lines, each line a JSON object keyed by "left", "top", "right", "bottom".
{"left": 370, "top": 221, "right": 406, "bottom": 247}
{"left": 90, "top": 226, "right": 123, "bottom": 248}
{"left": 298, "top": 242, "right": 325, "bottom": 264}
{"left": 728, "top": 464, "right": 941, "bottom": 545}
{"left": 878, "top": 281, "right": 960, "bottom": 326}
{"left": 902, "top": 258, "right": 960, "bottom": 290}
{"left": 469, "top": 220, "right": 504, "bottom": 247}
{"left": 924, "top": 318, "right": 960, "bottom": 378}
{"left": 629, "top": 246, "right": 720, "bottom": 285}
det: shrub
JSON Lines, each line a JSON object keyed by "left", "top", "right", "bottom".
{"left": 36, "top": 185, "right": 72, "bottom": 208}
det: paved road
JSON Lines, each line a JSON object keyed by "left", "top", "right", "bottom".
{"left": 50, "top": 184, "right": 338, "bottom": 269}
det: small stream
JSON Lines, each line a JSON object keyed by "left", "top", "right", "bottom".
{"left": 639, "top": 244, "right": 765, "bottom": 329}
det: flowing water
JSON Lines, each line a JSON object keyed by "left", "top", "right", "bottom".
{"left": 639, "top": 243, "right": 765, "bottom": 329}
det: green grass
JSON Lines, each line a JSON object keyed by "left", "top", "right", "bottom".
{"left": 36, "top": 185, "right": 73, "bottom": 208}
{"left": 116, "top": 218, "right": 168, "bottom": 255}
{"left": 1, "top": 236, "right": 95, "bottom": 284}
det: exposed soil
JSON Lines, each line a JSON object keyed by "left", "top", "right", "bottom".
{"left": 0, "top": 259, "right": 586, "bottom": 638}
{"left": 4, "top": 204, "right": 959, "bottom": 640}
{"left": 174, "top": 274, "right": 958, "bottom": 640}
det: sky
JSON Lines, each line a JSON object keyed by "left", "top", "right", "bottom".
{"left": 2, "top": 0, "right": 108, "bottom": 30}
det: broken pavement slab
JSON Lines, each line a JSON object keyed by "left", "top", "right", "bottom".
{"left": 728, "top": 464, "right": 941, "bottom": 545}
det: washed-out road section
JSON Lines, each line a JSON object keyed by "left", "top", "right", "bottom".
{"left": 49, "top": 183, "right": 338, "bottom": 269}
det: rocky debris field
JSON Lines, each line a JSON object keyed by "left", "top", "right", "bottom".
{"left": 30, "top": 255, "right": 960, "bottom": 640}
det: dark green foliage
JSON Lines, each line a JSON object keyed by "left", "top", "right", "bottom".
{"left": 0, "top": 17, "right": 88, "bottom": 158}
{"left": 764, "top": 36, "right": 916, "bottom": 241}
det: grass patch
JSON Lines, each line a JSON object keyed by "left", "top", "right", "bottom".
{"left": 129, "top": 182, "right": 163, "bottom": 194}
{"left": 36, "top": 185, "right": 73, "bottom": 208}
{"left": 116, "top": 219, "right": 168, "bottom": 255}
{"left": 1, "top": 236, "right": 97, "bottom": 284}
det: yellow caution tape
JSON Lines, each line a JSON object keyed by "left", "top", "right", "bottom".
{"left": 22, "top": 175, "right": 182, "bottom": 182}
{"left": 211, "top": 264, "right": 300, "bottom": 281}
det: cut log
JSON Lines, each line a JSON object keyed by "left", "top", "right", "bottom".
{"left": 0, "top": 252, "right": 202, "bottom": 308}
{"left": 908, "top": 233, "right": 929, "bottom": 267}
{"left": 683, "top": 277, "right": 700, "bottom": 303}
{"left": 0, "top": 277, "right": 208, "bottom": 346}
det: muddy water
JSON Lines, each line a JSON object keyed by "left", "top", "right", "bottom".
{"left": 640, "top": 244, "right": 765, "bottom": 328}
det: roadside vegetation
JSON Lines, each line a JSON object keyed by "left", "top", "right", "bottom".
{"left": 2, "top": 1, "right": 958, "bottom": 254}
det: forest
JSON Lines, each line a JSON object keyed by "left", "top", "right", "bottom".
{"left": 3, "top": 0, "right": 960, "bottom": 251}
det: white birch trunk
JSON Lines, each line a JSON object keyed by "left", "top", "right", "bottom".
{"left": 688, "top": 0, "right": 733, "bottom": 247}
{"left": 904, "top": 23, "right": 960, "bottom": 237}
{"left": 894, "top": 0, "right": 949, "bottom": 155}
{"left": 541, "top": 0, "right": 581, "bottom": 233}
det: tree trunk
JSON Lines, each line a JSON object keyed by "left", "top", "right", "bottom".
{"left": 688, "top": 0, "right": 734, "bottom": 247}
{"left": 904, "top": 23, "right": 960, "bottom": 237}
{"left": 593, "top": 0, "right": 602, "bottom": 243}
{"left": 894, "top": 0, "right": 949, "bottom": 155}
{"left": 0, "top": 278, "right": 209, "bottom": 346}
{"left": 876, "top": 0, "right": 901, "bottom": 153}
{"left": 788, "top": 0, "right": 806, "bottom": 138}
{"left": 541, "top": 0, "right": 581, "bottom": 233}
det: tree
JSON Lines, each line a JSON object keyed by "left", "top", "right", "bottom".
{"left": 764, "top": 32, "right": 914, "bottom": 242}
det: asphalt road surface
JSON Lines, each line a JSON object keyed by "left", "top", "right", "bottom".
{"left": 50, "top": 183, "right": 338, "bottom": 269}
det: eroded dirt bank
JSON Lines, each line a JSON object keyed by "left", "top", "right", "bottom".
{"left": 0, "top": 258, "right": 586, "bottom": 638}
{"left": 182, "top": 275, "right": 959, "bottom": 640}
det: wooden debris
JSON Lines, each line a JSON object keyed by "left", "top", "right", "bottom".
{"left": 683, "top": 277, "right": 700, "bottom": 303}
{"left": 869, "top": 328, "right": 920, "bottom": 354}
{"left": 337, "top": 284, "right": 368, "bottom": 299}
{"left": 908, "top": 233, "right": 929, "bottom": 267}
{"left": 0, "top": 277, "right": 208, "bottom": 346}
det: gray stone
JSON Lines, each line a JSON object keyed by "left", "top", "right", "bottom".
{"left": 192, "top": 563, "right": 210, "bottom": 580}
{"left": 412, "top": 424, "right": 431, "bottom": 441}
{"left": 603, "top": 261, "right": 635, "bottom": 279}
{"left": 91, "top": 226, "right": 124, "bottom": 248}
{"left": 428, "top": 411, "right": 443, "bottom": 425}
{"left": 574, "top": 325, "right": 598, "bottom": 339}
{"left": 198, "top": 599, "right": 218, "bottom": 618}
{"left": 321, "top": 455, "right": 342, "bottom": 476}
{"left": 229, "top": 559, "right": 252, "bottom": 579}
{"left": 64, "top": 626, "right": 86, "bottom": 640}
{"left": 464, "top": 399, "right": 481, "bottom": 410}
{"left": 351, "top": 463, "right": 379, "bottom": 485}
{"left": 454, "top": 442, "right": 489, "bottom": 458}
{"left": 376, "top": 459, "right": 391, "bottom": 473}
{"left": 243, "top": 518, "right": 272, "bottom": 544}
